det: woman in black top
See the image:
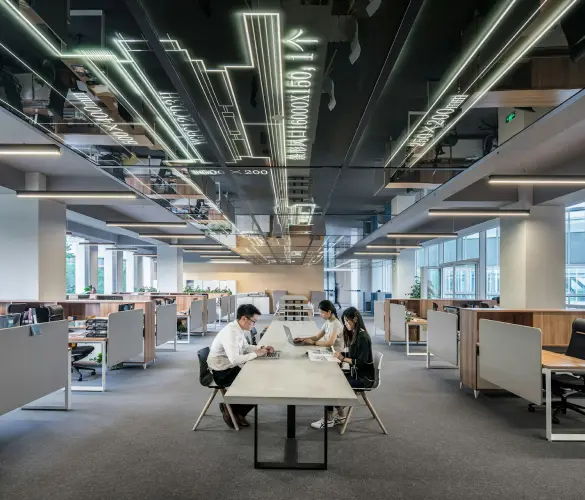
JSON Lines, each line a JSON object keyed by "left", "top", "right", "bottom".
{"left": 310, "top": 307, "right": 375, "bottom": 429}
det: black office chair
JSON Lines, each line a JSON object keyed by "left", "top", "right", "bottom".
{"left": 8, "top": 303, "right": 28, "bottom": 324}
{"left": 479, "top": 302, "right": 491, "bottom": 308}
{"left": 529, "top": 319, "right": 585, "bottom": 423}
{"left": 35, "top": 305, "right": 64, "bottom": 323}
{"left": 192, "top": 347, "right": 240, "bottom": 431}
{"left": 71, "top": 345, "right": 96, "bottom": 381}
{"left": 432, "top": 302, "right": 439, "bottom": 311}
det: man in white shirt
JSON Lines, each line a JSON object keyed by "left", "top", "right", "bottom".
{"left": 208, "top": 304, "right": 274, "bottom": 428}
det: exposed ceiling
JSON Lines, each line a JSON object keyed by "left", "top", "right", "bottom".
{"left": 0, "top": 0, "right": 585, "bottom": 265}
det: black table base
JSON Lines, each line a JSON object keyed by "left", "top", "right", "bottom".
{"left": 254, "top": 405, "right": 328, "bottom": 470}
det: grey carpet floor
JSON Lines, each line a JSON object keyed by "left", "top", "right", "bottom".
{"left": 2, "top": 319, "right": 585, "bottom": 500}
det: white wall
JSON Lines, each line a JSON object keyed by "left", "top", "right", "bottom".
{"left": 392, "top": 249, "right": 416, "bottom": 298}
{"left": 184, "top": 263, "right": 324, "bottom": 299}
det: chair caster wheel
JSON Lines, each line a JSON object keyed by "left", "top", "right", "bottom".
{"left": 562, "top": 408, "right": 567, "bottom": 414}
{"left": 528, "top": 406, "right": 535, "bottom": 413}
{"left": 78, "top": 376, "right": 83, "bottom": 382}
{"left": 553, "top": 417, "right": 560, "bottom": 424}
{"left": 91, "top": 370, "right": 96, "bottom": 376}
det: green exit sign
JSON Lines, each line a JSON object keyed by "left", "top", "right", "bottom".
{"left": 505, "top": 111, "right": 516, "bottom": 123}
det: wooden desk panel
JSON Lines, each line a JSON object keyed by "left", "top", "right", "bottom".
{"left": 533, "top": 312, "right": 585, "bottom": 346}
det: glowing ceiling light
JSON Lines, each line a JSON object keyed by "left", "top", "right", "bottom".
{"left": 488, "top": 175, "right": 585, "bottom": 185}
{"left": 106, "top": 222, "right": 188, "bottom": 228}
{"left": 168, "top": 244, "right": 223, "bottom": 248}
{"left": 209, "top": 260, "right": 251, "bottom": 264}
{"left": 354, "top": 252, "right": 400, "bottom": 256}
{"left": 428, "top": 209, "right": 530, "bottom": 216}
{"left": 0, "top": 144, "right": 61, "bottom": 155}
{"left": 139, "top": 234, "right": 206, "bottom": 239}
{"left": 16, "top": 191, "right": 137, "bottom": 199}
{"left": 367, "top": 244, "right": 422, "bottom": 249}
{"left": 386, "top": 233, "right": 458, "bottom": 239}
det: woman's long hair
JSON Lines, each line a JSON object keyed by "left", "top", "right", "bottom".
{"left": 318, "top": 299, "right": 338, "bottom": 319}
{"left": 341, "top": 307, "right": 368, "bottom": 346}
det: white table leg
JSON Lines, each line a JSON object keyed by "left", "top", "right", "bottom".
{"left": 545, "top": 368, "right": 552, "bottom": 441}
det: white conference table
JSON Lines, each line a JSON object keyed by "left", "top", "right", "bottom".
{"left": 224, "top": 320, "right": 357, "bottom": 470}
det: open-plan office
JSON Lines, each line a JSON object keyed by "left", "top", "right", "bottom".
{"left": 3, "top": 0, "right": 585, "bottom": 498}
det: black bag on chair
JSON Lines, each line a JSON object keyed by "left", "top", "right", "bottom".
{"left": 198, "top": 347, "right": 214, "bottom": 386}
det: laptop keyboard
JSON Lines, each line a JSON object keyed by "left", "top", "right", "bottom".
{"left": 262, "top": 351, "right": 280, "bottom": 359}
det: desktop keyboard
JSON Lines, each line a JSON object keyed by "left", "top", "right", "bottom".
{"left": 260, "top": 351, "right": 280, "bottom": 360}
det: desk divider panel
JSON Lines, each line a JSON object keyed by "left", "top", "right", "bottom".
{"left": 427, "top": 310, "right": 459, "bottom": 366}
{"left": 220, "top": 296, "right": 229, "bottom": 320}
{"left": 389, "top": 303, "right": 407, "bottom": 342}
{"left": 229, "top": 295, "right": 236, "bottom": 320}
{"left": 0, "top": 321, "right": 69, "bottom": 415}
{"left": 107, "top": 309, "right": 145, "bottom": 367}
{"left": 189, "top": 299, "right": 204, "bottom": 332}
{"left": 374, "top": 301, "right": 385, "bottom": 332}
{"left": 207, "top": 297, "right": 217, "bottom": 323}
{"left": 156, "top": 304, "right": 177, "bottom": 346}
{"left": 478, "top": 319, "right": 543, "bottom": 405}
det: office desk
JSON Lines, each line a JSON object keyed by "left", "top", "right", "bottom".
{"left": 224, "top": 321, "right": 357, "bottom": 470}
{"left": 542, "top": 351, "right": 585, "bottom": 442}
{"left": 406, "top": 318, "right": 428, "bottom": 356}
{"left": 176, "top": 312, "right": 191, "bottom": 344}
{"left": 69, "top": 336, "right": 107, "bottom": 392}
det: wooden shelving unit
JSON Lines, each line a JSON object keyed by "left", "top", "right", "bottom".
{"left": 277, "top": 295, "right": 313, "bottom": 321}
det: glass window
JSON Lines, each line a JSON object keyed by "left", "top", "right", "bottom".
{"left": 486, "top": 227, "right": 500, "bottom": 298}
{"left": 66, "top": 235, "right": 76, "bottom": 294}
{"left": 566, "top": 206, "right": 585, "bottom": 305}
{"left": 428, "top": 244, "right": 439, "bottom": 267}
{"left": 442, "top": 267, "right": 454, "bottom": 298}
{"left": 443, "top": 240, "right": 456, "bottom": 263}
{"left": 461, "top": 233, "right": 480, "bottom": 260}
{"left": 455, "top": 264, "right": 477, "bottom": 299}
{"left": 97, "top": 246, "right": 105, "bottom": 293}
{"left": 427, "top": 268, "right": 441, "bottom": 298}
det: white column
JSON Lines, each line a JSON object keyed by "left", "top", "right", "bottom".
{"left": 75, "top": 243, "right": 88, "bottom": 293}
{"left": 103, "top": 250, "right": 115, "bottom": 294}
{"left": 500, "top": 206, "right": 565, "bottom": 308}
{"left": 391, "top": 195, "right": 416, "bottom": 216}
{"left": 392, "top": 249, "right": 416, "bottom": 298}
{"left": 143, "top": 257, "right": 153, "bottom": 288}
{"left": 125, "top": 251, "right": 135, "bottom": 292}
{"left": 157, "top": 246, "right": 184, "bottom": 292}
{"left": 88, "top": 246, "right": 99, "bottom": 291}
{"left": 134, "top": 256, "right": 144, "bottom": 291}
{"left": 115, "top": 251, "right": 124, "bottom": 292}
{"left": 0, "top": 195, "right": 66, "bottom": 300}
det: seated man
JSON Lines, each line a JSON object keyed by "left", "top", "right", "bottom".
{"left": 208, "top": 304, "right": 274, "bottom": 428}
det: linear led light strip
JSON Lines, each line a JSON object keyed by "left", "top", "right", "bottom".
{"left": 113, "top": 38, "right": 204, "bottom": 161}
{"left": 0, "top": 2, "right": 189, "bottom": 163}
{"left": 489, "top": 176, "right": 585, "bottom": 185}
{"left": 384, "top": 0, "right": 520, "bottom": 167}
{"left": 244, "top": 14, "right": 289, "bottom": 225}
{"left": 408, "top": 0, "right": 579, "bottom": 168}
{"left": 158, "top": 38, "right": 256, "bottom": 164}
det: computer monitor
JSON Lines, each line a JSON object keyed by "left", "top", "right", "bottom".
{"left": 118, "top": 303, "right": 135, "bottom": 312}
{"left": 0, "top": 314, "right": 21, "bottom": 329}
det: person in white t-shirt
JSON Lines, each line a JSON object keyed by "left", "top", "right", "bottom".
{"left": 294, "top": 300, "right": 345, "bottom": 352}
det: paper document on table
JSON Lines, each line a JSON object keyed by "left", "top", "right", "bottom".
{"left": 308, "top": 349, "right": 339, "bottom": 362}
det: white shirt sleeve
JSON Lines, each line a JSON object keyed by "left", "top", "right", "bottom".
{"left": 223, "top": 328, "right": 257, "bottom": 365}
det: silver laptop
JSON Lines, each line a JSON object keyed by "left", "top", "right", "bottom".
{"left": 284, "top": 325, "right": 304, "bottom": 346}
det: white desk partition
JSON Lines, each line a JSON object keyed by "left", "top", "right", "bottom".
{"left": 206, "top": 296, "right": 217, "bottom": 324}
{"left": 427, "top": 310, "right": 459, "bottom": 367}
{"left": 189, "top": 299, "right": 204, "bottom": 332}
{"left": 0, "top": 321, "right": 70, "bottom": 415}
{"left": 478, "top": 319, "right": 543, "bottom": 405}
{"left": 220, "top": 296, "right": 230, "bottom": 320}
{"left": 389, "top": 303, "right": 407, "bottom": 342}
{"left": 374, "top": 301, "right": 385, "bottom": 335}
{"left": 107, "top": 309, "right": 145, "bottom": 367}
{"left": 229, "top": 295, "right": 236, "bottom": 321}
{"left": 156, "top": 303, "right": 177, "bottom": 346}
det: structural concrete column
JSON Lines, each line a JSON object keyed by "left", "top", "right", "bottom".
{"left": 391, "top": 249, "right": 416, "bottom": 298}
{"left": 500, "top": 206, "right": 565, "bottom": 309}
{"left": 125, "top": 251, "right": 135, "bottom": 292}
{"left": 115, "top": 251, "right": 124, "bottom": 293}
{"left": 134, "top": 256, "right": 144, "bottom": 291}
{"left": 88, "top": 246, "right": 99, "bottom": 291}
{"left": 75, "top": 244, "right": 89, "bottom": 293}
{"left": 157, "top": 246, "right": 184, "bottom": 292}
{"left": 103, "top": 249, "right": 115, "bottom": 294}
{"left": 0, "top": 195, "right": 66, "bottom": 300}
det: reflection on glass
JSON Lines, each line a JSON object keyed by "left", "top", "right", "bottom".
{"left": 442, "top": 267, "right": 454, "bottom": 299}
{"left": 455, "top": 264, "right": 476, "bottom": 299}
{"left": 427, "top": 268, "right": 440, "bottom": 299}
